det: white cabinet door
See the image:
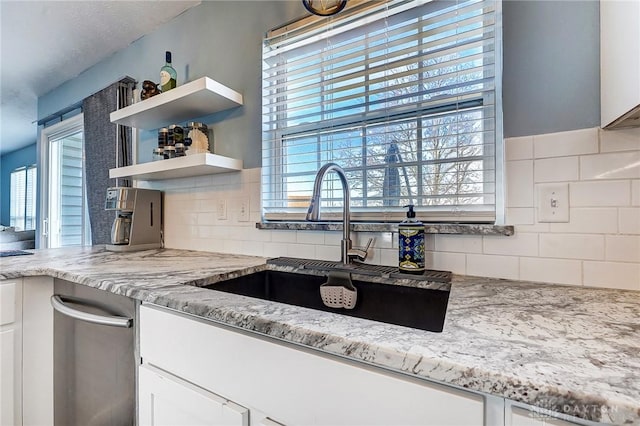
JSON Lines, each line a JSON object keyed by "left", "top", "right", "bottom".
{"left": 139, "top": 364, "right": 248, "bottom": 426}
{"left": 0, "top": 279, "right": 22, "bottom": 426}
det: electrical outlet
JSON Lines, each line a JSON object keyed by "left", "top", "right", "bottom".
{"left": 216, "top": 199, "right": 227, "bottom": 220}
{"left": 537, "top": 183, "right": 569, "bottom": 222}
{"left": 238, "top": 198, "right": 250, "bottom": 222}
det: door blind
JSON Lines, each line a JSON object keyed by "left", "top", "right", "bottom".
{"left": 262, "top": 0, "right": 502, "bottom": 222}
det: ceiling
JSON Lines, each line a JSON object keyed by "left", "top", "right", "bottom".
{"left": 0, "top": 0, "right": 201, "bottom": 156}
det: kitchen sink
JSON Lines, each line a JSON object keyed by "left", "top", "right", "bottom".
{"left": 205, "top": 270, "right": 450, "bottom": 332}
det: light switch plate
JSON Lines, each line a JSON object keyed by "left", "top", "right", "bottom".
{"left": 216, "top": 199, "right": 227, "bottom": 220}
{"left": 537, "top": 183, "right": 569, "bottom": 222}
{"left": 238, "top": 198, "right": 250, "bottom": 222}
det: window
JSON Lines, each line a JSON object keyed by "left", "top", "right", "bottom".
{"left": 10, "top": 165, "right": 37, "bottom": 231}
{"left": 262, "top": 0, "right": 503, "bottom": 222}
{"left": 40, "top": 113, "right": 90, "bottom": 248}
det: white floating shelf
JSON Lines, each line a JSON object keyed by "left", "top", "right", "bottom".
{"left": 110, "top": 77, "right": 243, "bottom": 129}
{"left": 109, "top": 153, "right": 243, "bottom": 180}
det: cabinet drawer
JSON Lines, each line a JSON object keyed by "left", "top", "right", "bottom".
{"left": 139, "top": 364, "right": 248, "bottom": 426}
{"left": 140, "top": 304, "right": 484, "bottom": 426}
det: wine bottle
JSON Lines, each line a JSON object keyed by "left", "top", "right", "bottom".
{"left": 160, "top": 51, "right": 177, "bottom": 92}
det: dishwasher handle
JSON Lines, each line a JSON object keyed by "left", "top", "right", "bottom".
{"left": 50, "top": 295, "right": 133, "bottom": 328}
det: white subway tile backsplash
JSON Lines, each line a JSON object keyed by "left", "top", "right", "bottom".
{"left": 271, "top": 230, "right": 297, "bottom": 243}
{"left": 619, "top": 208, "right": 640, "bottom": 234}
{"left": 206, "top": 225, "right": 229, "bottom": 240}
{"left": 605, "top": 235, "right": 640, "bottom": 262}
{"left": 324, "top": 231, "right": 343, "bottom": 246}
{"left": 223, "top": 239, "right": 244, "bottom": 254}
{"left": 533, "top": 128, "right": 599, "bottom": 158}
{"left": 435, "top": 235, "right": 482, "bottom": 253}
{"left": 197, "top": 212, "right": 216, "bottom": 226}
{"left": 241, "top": 240, "right": 264, "bottom": 257}
{"left": 466, "top": 254, "right": 519, "bottom": 280}
{"left": 158, "top": 127, "right": 640, "bottom": 291}
{"left": 569, "top": 181, "right": 631, "bottom": 207}
{"left": 506, "top": 160, "right": 534, "bottom": 207}
{"left": 519, "top": 257, "right": 582, "bottom": 286}
{"left": 515, "top": 222, "right": 551, "bottom": 233}
{"left": 315, "top": 245, "right": 341, "bottom": 262}
{"left": 599, "top": 127, "right": 640, "bottom": 153}
{"left": 431, "top": 251, "right": 466, "bottom": 275}
{"left": 505, "top": 208, "right": 535, "bottom": 225}
{"left": 263, "top": 242, "right": 290, "bottom": 258}
{"left": 483, "top": 233, "right": 538, "bottom": 257}
{"left": 287, "top": 243, "right": 316, "bottom": 259}
{"left": 246, "top": 227, "right": 272, "bottom": 243}
{"left": 583, "top": 261, "right": 640, "bottom": 290}
{"left": 548, "top": 208, "right": 618, "bottom": 234}
{"left": 296, "top": 230, "right": 325, "bottom": 245}
{"left": 539, "top": 234, "right": 605, "bottom": 260}
{"left": 580, "top": 152, "right": 640, "bottom": 180}
{"left": 379, "top": 248, "right": 398, "bottom": 267}
{"left": 505, "top": 136, "right": 533, "bottom": 160}
{"left": 534, "top": 157, "right": 579, "bottom": 182}
{"left": 374, "top": 232, "right": 396, "bottom": 249}
{"left": 633, "top": 180, "right": 640, "bottom": 206}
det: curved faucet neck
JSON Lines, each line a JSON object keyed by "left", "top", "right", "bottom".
{"left": 306, "top": 163, "right": 351, "bottom": 263}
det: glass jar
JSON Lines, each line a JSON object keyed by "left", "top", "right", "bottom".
{"left": 175, "top": 142, "right": 185, "bottom": 157}
{"left": 152, "top": 147, "right": 165, "bottom": 161}
{"left": 163, "top": 145, "right": 176, "bottom": 159}
{"left": 157, "top": 128, "right": 168, "bottom": 148}
{"left": 169, "top": 124, "right": 184, "bottom": 145}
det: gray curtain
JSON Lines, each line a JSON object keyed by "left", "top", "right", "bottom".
{"left": 83, "top": 78, "right": 135, "bottom": 245}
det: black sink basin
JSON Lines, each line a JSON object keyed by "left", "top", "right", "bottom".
{"left": 205, "top": 270, "right": 450, "bottom": 332}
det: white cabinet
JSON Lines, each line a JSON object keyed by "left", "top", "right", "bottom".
{"left": 139, "top": 364, "right": 248, "bottom": 426}
{"left": 600, "top": 0, "right": 640, "bottom": 129}
{"left": 108, "top": 76, "right": 244, "bottom": 181}
{"left": 140, "top": 304, "right": 485, "bottom": 426}
{"left": 0, "top": 276, "right": 54, "bottom": 426}
{"left": 0, "top": 279, "right": 22, "bottom": 426}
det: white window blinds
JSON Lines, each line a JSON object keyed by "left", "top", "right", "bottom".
{"left": 262, "top": 0, "right": 502, "bottom": 222}
{"left": 10, "top": 165, "right": 37, "bottom": 231}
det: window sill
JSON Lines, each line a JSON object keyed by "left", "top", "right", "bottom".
{"left": 256, "top": 221, "right": 514, "bottom": 236}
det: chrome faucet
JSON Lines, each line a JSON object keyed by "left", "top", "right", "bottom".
{"left": 306, "top": 163, "right": 373, "bottom": 265}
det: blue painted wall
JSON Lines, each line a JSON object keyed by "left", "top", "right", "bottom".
{"left": 0, "top": 143, "right": 37, "bottom": 226}
{"left": 38, "top": 1, "right": 304, "bottom": 168}
{"left": 38, "top": 0, "right": 601, "bottom": 166}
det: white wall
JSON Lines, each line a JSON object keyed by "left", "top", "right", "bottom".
{"left": 141, "top": 126, "right": 640, "bottom": 291}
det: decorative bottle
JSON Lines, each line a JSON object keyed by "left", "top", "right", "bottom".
{"left": 160, "top": 51, "right": 177, "bottom": 92}
{"left": 398, "top": 204, "right": 425, "bottom": 274}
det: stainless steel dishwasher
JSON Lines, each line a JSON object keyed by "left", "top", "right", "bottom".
{"left": 51, "top": 279, "right": 137, "bottom": 426}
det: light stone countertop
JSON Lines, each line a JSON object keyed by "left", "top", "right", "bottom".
{"left": 1, "top": 246, "right": 638, "bottom": 425}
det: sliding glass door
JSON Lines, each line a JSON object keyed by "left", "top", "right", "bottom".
{"left": 40, "top": 114, "right": 91, "bottom": 248}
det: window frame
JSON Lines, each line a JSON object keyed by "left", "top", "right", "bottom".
{"left": 262, "top": 0, "right": 504, "bottom": 224}
{"left": 38, "top": 113, "right": 91, "bottom": 248}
